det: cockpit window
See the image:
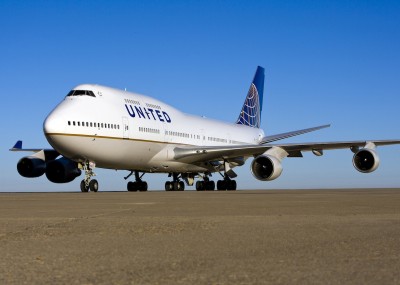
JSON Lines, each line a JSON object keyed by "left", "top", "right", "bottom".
{"left": 66, "top": 90, "right": 96, "bottom": 97}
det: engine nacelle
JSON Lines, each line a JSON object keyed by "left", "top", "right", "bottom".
{"left": 251, "top": 154, "right": 283, "bottom": 181}
{"left": 45, "top": 157, "right": 81, "bottom": 183}
{"left": 353, "top": 148, "right": 380, "bottom": 173}
{"left": 17, "top": 156, "right": 46, "bottom": 178}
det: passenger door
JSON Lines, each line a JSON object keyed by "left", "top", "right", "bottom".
{"left": 122, "top": 117, "right": 129, "bottom": 139}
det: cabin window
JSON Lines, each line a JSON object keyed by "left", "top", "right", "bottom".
{"left": 68, "top": 121, "right": 71, "bottom": 126}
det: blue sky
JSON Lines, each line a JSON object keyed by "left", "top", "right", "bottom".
{"left": 1, "top": 0, "right": 399, "bottom": 191}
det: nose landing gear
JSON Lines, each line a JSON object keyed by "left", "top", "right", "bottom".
{"left": 80, "top": 162, "right": 98, "bottom": 192}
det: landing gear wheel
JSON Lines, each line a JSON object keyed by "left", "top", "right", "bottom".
{"left": 205, "top": 181, "right": 215, "bottom": 191}
{"left": 172, "top": 181, "right": 179, "bottom": 191}
{"left": 165, "top": 181, "right": 172, "bottom": 191}
{"left": 139, "top": 181, "right": 148, "bottom": 192}
{"left": 89, "top": 179, "right": 99, "bottom": 192}
{"left": 196, "top": 181, "right": 204, "bottom": 191}
{"left": 127, "top": 171, "right": 148, "bottom": 192}
{"left": 227, "top": 180, "right": 237, "bottom": 191}
{"left": 179, "top": 181, "right": 185, "bottom": 191}
{"left": 80, "top": 180, "right": 89, "bottom": 192}
{"left": 127, "top": 181, "right": 137, "bottom": 192}
{"left": 217, "top": 180, "right": 226, "bottom": 191}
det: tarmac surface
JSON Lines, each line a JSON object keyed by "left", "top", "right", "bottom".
{"left": 0, "top": 189, "right": 399, "bottom": 285}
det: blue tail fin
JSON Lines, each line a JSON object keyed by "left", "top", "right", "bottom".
{"left": 236, "top": 66, "right": 265, "bottom": 128}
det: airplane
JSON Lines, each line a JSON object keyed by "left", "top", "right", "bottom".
{"left": 10, "top": 66, "right": 400, "bottom": 192}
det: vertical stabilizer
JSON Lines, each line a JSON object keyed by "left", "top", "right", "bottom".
{"left": 236, "top": 66, "right": 265, "bottom": 128}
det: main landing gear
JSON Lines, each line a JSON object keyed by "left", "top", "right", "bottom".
{"left": 195, "top": 171, "right": 237, "bottom": 191}
{"left": 165, "top": 173, "right": 185, "bottom": 191}
{"left": 80, "top": 162, "right": 98, "bottom": 192}
{"left": 195, "top": 176, "right": 215, "bottom": 191}
{"left": 126, "top": 171, "right": 148, "bottom": 192}
{"left": 216, "top": 176, "right": 237, "bottom": 191}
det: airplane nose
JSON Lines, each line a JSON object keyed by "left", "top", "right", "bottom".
{"left": 43, "top": 111, "right": 59, "bottom": 134}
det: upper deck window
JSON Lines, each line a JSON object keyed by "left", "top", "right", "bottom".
{"left": 67, "top": 90, "right": 96, "bottom": 97}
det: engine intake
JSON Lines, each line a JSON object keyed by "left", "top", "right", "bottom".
{"left": 353, "top": 149, "right": 380, "bottom": 173}
{"left": 45, "top": 157, "right": 81, "bottom": 183}
{"left": 251, "top": 155, "right": 283, "bottom": 181}
{"left": 17, "top": 156, "right": 46, "bottom": 178}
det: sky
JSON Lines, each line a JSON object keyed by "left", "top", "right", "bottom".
{"left": 1, "top": 0, "right": 399, "bottom": 192}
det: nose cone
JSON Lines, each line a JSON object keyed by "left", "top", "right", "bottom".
{"left": 43, "top": 110, "right": 60, "bottom": 135}
{"left": 43, "top": 105, "right": 68, "bottom": 153}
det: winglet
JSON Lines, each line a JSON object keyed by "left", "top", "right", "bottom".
{"left": 236, "top": 66, "right": 265, "bottom": 128}
{"left": 11, "top": 140, "right": 23, "bottom": 150}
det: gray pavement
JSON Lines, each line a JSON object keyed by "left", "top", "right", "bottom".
{"left": 0, "top": 189, "right": 399, "bottom": 284}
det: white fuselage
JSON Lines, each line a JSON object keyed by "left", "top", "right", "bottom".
{"left": 43, "top": 84, "right": 264, "bottom": 173}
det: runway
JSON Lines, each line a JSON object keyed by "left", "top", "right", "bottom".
{"left": 1, "top": 189, "right": 399, "bottom": 284}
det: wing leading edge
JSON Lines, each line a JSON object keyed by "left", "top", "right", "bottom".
{"left": 173, "top": 140, "right": 400, "bottom": 163}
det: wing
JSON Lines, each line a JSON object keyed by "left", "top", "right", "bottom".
{"left": 10, "top": 140, "right": 59, "bottom": 160}
{"left": 173, "top": 140, "right": 400, "bottom": 163}
{"left": 260, "top": 124, "right": 331, "bottom": 144}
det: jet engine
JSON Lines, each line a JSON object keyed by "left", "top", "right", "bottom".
{"left": 251, "top": 154, "right": 283, "bottom": 181}
{"left": 17, "top": 156, "right": 46, "bottom": 178}
{"left": 353, "top": 148, "right": 380, "bottom": 173}
{"left": 45, "top": 157, "right": 81, "bottom": 183}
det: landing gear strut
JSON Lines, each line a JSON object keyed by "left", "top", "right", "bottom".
{"left": 126, "top": 171, "right": 148, "bottom": 192}
{"left": 165, "top": 173, "right": 185, "bottom": 191}
{"left": 80, "top": 161, "right": 98, "bottom": 192}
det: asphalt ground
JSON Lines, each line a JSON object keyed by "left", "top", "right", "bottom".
{"left": 0, "top": 189, "right": 399, "bottom": 285}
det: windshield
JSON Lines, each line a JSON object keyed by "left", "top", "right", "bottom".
{"left": 66, "top": 90, "right": 96, "bottom": 97}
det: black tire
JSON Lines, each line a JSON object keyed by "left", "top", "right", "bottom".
{"left": 139, "top": 181, "right": 148, "bottom": 192}
{"left": 196, "top": 181, "right": 204, "bottom": 191}
{"left": 80, "top": 180, "right": 89, "bottom": 192}
{"left": 179, "top": 181, "right": 185, "bottom": 191}
{"left": 228, "top": 180, "right": 237, "bottom": 191}
{"left": 206, "top": 181, "right": 215, "bottom": 191}
{"left": 165, "top": 181, "right": 171, "bottom": 191}
{"left": 127, "top": 181, "right": 134, "bottom": 192}
{"left": 89, "top": 179, "right": 99, "bottom": 192}
{"left": 219, "top": 180, "right": 227, "bottom": 190}
{"left": 217, "top": 180, "right": 223, "bottom": 191}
